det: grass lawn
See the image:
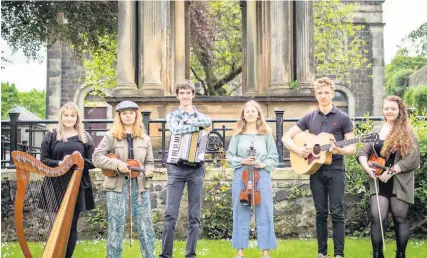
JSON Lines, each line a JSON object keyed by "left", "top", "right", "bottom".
{"left": 1, "top": 238, "right": 426, "bottom": 258}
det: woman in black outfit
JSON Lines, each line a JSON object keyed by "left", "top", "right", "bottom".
{"left": 358, "top": 96, "right": 420, "bottom": 258}
{"left": 40, "top": 102, "right": 95, "bottom": 258}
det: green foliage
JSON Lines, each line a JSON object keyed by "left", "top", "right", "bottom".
{"left": 80, "top": 33, "right": 118, "bottom": 95}
{"left": 387, "top": 69, "right": 413, "bottom": 97}
{"left": 408, "top": 111, "right": 427, "bottom": 233}
{"left": 314, "top": 0, "right": 370, "bottom": 82}
{"left": 17, "top": 89, "right": 46, "bottom": 119}
{"left": 189, "top": 1, "right": 242, "bottom": 96}
{"left": 1, "top": 82, "right": 19, "bottom": 119}
{"left": 1, "top": 1, "right": 117, "bottom": 60}
{"left": 404, "top": 85, "right": 427, "bottom": 112}
{"left": 201, "top": 171, "right": 233, "bottom": 239}
{"left": 87, "top": 205, "right": 108, "bottom": 237}
{"left": 385, "top": 55, "right": 427, "bottom": 96}
{"left": 289, "top": 80, "right": 299, "bottom": 90}
{"left": 286, "top": 184, "right": 311, "bottom": 199}
{"left": 399, "top": 22, "right": 427, "bottom": 57}
{"left": 1, "top": 82, "right": 46, "bottom": 119}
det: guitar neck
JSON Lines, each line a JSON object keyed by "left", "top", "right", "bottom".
{"left": 320, "top": 137, "right": 366, "bottom": 151}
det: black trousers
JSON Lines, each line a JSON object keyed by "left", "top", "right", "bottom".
{"left": 65, "top": 210, "right": 80, "bottom": 258}
{"left": 310, "top": 163, "right": 345, "bottom": 257}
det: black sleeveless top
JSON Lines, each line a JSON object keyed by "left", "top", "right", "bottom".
{"left": 374, "top": 140, "right": 396, "bottom": 197}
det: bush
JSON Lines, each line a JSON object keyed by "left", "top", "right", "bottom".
{"left": 404, "top": 85, "right": 427, "bottom": 112}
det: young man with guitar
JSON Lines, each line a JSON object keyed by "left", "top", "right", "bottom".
{"left": 282, "top": 77, "right": 356, "bottom": 258}
{"left": 160, "top": 80, "right": 212, "bottom": 258}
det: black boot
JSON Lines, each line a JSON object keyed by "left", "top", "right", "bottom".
{"left": 395, "top": 251, "right": 406, "bottom": 258}
{"left": 372, "top": 251, "right": 384, "bottom": 258}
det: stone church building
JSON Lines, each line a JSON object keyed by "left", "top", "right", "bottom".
{"left": 46, "top": 0, "right": 385, "bottom": 136}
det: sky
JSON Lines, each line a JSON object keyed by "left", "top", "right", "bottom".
{"left": 1, "top": 0, "right": 426, "bottom": 93}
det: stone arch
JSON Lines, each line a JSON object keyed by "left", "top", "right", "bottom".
{"left": 73, "top": 84, "right": 113, "bottom": 119}
{"left": 334, "top": 84, "right": 355, "bottom": 117}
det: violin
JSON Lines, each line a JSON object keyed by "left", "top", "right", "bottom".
{"left": 368, "top": 154, "right": 387, "bottom": 175}
{"left": 239, "top": 142, "right": 261, "bottom": 206}
{"left": 101, "top": 153, "right": 145, "bottom": 178}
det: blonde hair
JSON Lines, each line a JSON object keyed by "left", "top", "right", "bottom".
{"left": 314, "top": 77, "right": 335, "bottom": 92}
{"left": 381, "top": 96, "right": 413, "bottom": 158}
{"left": 110, "top": 108, "right": 146, "bottom": 140}
{"left": 234, "top": 100, "right": 272, "bottom": 135}
{"left": 56, "top": 102, "right": 87, "bottom": 143}
{"left": 175, "top": 79, "right": 196, "bottom": 95}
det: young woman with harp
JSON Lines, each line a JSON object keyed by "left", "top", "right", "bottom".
{"left": 226, "top": 100, "right": 278, "bottom": 258}
{"left": 39, "top": 102, "right": 95, "bottom": 258}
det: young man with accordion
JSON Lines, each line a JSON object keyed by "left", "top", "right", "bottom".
{"left": 159, "top": 80, "right": 212, "bottom": 258}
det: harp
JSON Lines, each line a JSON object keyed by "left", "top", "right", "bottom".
{"left": 11, "top": 151, "right": 84, "bottom": 258}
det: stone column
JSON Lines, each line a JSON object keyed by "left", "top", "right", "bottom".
{"left": 46, "top": 42, "right": 62, "bottom": 119}
{"left": 139, "top": 1, "right": 167, "bottom": 96}
{"left": 244, "top": 1, "right": 258, "bottom": 95}
{"left": 295, "top": 1, "right": 315, "bottom": 89}
{"left": 370, "top": 25, "right": 385, "bottom": 116}
{"left": 174, "top": 0, "right": 186, "bottom": 87}
{"left": 268, "top": 1, "right": 293, "bottom": 95}
{"left": 114, "top": 0, "right": 139, "bottom": 97}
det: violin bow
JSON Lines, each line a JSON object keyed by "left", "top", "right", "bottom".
{"left": 373, "top": 177, "right": 386, "bottom": 252}
{"left": 129, "top": 168, "right": 133, "bottom": 247}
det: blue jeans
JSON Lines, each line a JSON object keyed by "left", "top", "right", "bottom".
{"left": 310, "top": 163, "right": 345, "bottom": 257}
{"left": 232, "top": 167, "right": 277, "bottom": 250}
{"left": 106, "top": 179, "right": 156, "bottom": 258}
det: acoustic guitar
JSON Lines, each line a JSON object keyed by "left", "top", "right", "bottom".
{"left": 290, "top": 132, "right": 379, "bottom": 175}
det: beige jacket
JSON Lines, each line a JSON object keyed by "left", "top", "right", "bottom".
{"left": 357, "top": 126, "right": 420, "bottom": 204}
{"left": 92, "top": 131, "right": 154, "bottom": 193}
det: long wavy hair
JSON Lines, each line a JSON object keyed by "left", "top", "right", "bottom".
{"left": 110, "top": 109, "right": 146, "bottom": 140}
{"left": 56, "top": 102, "right": 87, "bottom": 143}
{"left": 233, "top": 100, "right": 272, "bottom": 135}
{"left": 381, "top": 96, "right": 412, "bottom": 158}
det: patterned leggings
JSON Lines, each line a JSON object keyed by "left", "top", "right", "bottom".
{"left": 106, "top": 179, "right": 156, "bottom": 258}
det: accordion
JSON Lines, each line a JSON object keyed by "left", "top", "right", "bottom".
{"left": 167, "top": 129, "right": 209, "bottom": 165}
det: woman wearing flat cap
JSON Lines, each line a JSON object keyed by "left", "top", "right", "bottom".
{"left": 93, "top": 100, "right": 156, "bottom": 258}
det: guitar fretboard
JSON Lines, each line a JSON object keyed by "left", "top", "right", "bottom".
{"left": 320, "top": 137, "right": 368, "bottom": 151}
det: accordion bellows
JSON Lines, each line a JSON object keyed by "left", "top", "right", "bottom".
{"left": 167, "top": 129, "right": 209, "bottom": 164}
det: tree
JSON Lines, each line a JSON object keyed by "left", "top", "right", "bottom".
{"left": 1, "top": 1, "right": 117, "bottom": 60}
{"left": 313, "top": 0, "right": 370, "bottom": 82}
{"left": 18, "top": 89, "right": 46, "bottom": 119}
{"left": 80, "top": 33, "right": 117, "bottom": 95}
{"left": 399, "top": 22, "right": 427, "bottom": 57}
{"left": 189, "top": 1, "right": 243, "bottom": 96}
{"left": 385, "top": 55, "right": 427, "bottom": 96}
{"left": 1, "top": 82, "right": 46, "bottom": 119}
{"left": 1, "top": 82, "right": 19, "bottom": 119}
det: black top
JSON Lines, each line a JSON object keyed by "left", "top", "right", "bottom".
{"left": 374, "top": 140, "right": 396, "bottom": 197}
{"left": 40, "top": 130, "right": 95, "bottom": 212}
{"left": 297, "top": 105, "right": 354, "bottom": 163}
{"left": 126, "top": 133, "right": 134, "bottom": 160}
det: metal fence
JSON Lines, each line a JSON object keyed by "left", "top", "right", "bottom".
{"left": 2, "top": 111, "right": 425, "bottom": 169}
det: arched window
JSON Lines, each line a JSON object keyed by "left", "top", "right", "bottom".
{"left": 333, "top": 91, "right": 348, "bottom": 114}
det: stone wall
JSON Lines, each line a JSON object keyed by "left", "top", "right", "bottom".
{"left": 1, "top": 167, "right": 363, "bottom": 241}
{"left": 409, "top": 65, "right": 427, "bottom": 87}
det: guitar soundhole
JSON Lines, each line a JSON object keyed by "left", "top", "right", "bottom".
{"left": 313, "top": 144, "right": 321, "bottom": 155}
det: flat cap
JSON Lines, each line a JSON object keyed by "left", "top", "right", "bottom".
{"left": 116, "top": 101, "right": 139, "bottom": 112}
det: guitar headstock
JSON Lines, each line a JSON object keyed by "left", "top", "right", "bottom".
{"left": 361, "top": 133, "right": 379, "bottom": 143}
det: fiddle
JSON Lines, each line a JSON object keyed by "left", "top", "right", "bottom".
{"left": 101, "top": 153, "right": 145, "bottom": 178}
{"left": 368, "top": 154, "right": 387, "bottom": 175}
{"left": 239, "top": 142, "right": 261, "bottom": 206}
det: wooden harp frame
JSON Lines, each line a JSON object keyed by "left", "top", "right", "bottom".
{"left": 11, "top": 151, "right": 84, "bottom": 258}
